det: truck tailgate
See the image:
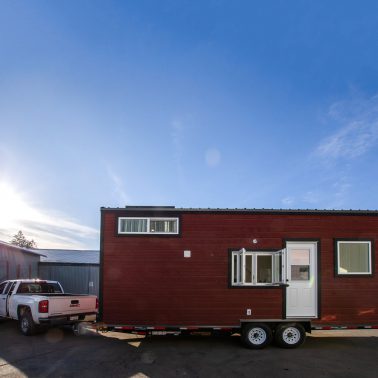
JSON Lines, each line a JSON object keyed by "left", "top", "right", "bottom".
{"left": 47, "top": 295, "right": 97, "bottom": 316}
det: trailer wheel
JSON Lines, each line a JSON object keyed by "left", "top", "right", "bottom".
{"left": 275, "top": 323, "right": 306, "bottom": 348}
{"left": 241, "top": 323, "right": 272, "bottom": 349}
{"left": 19, "top": 309, "right": 37, "bottom": 336}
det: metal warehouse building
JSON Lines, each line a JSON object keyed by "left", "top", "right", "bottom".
{"left": 0, "top": 241, "right": 43, "bottom": 281}
{"left": 38, "top": 249, "right": 99, "bottom": 296}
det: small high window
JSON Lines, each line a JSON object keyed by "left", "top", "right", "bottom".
{"left": 336, "top": 240, "right": 372, "bottom": 275}
{"left": 118, "top": 217, "right": 179, "bottom": 235}
{"left": 231, "top": 249, "right": 283, "bottom": 286}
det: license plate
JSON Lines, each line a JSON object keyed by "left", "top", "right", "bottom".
{"left": 70, "top": 316, "right": 79, "bottom": 321}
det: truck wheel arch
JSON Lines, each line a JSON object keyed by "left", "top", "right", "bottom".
{"left": 17, "top": 305, "right": 31, "bottom": 319}
{"left": 18, "top": 306, "right": 37, "bottom": 336}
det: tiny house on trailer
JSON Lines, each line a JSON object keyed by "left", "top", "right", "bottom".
{"left": 99, "top": 206, "right": 378, "bottom": 348}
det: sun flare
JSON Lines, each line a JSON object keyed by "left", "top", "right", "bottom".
{"left": 0, "top": 181, "right": 43, "bottom": 241}
{"left": 0, "top": 181, "right": 27, "bottom": 229}
{"left": 0, "top": 180, "right": 98, "bottom": 249}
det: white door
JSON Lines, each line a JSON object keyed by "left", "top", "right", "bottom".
{"left": 286, "top": 242, "right": 318, "bottom": 318}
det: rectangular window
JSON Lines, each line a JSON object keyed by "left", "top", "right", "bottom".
{"left": 336, "top": 240, "right": 372, "bottom": 275}
{"left": 290, "top": 249, "right": 310, "bottom": 281}
{"left": 17, "top": 282, "right": 63, "bottom": 294}
{"left": 245, "top": 254, "right": 253, "bottom": 283}
{"left": 119, "top": 218, "right": 148, "bottom": 233}
{"left": 257, "top": 255, "right": 272, "bottom": 283}
{"left": 118, "top": 217, "right": 179, "bottom": 235}
{"left": 231, "top": 249, "right": 283, "bottom": 286}
{"left": 233, "top": 253, "right": 240, "bottom": 284}
{"left": 150, "top": 219, "right": 177, "bottom": 233}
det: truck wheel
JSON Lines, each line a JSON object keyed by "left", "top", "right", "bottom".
{"left": 241, "top": 323, "right": 272, "bottom": 349}
{"left": 275, "top": 323, "right": 306, "bottom": 348}
{"left": 19, "top": 310, "right": 37, "bottom": 336}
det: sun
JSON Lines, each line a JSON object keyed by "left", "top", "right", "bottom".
{"left": 0, "top": 181, "right": 30, "bottom": 230}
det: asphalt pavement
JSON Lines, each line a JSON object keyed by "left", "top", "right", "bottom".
{"left": 1, "top": 320, "right": 378, "bottom": 377}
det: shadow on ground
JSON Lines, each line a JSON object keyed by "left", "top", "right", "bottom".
{"left": 1, "top": 320, "right": 378, "bottom": 378}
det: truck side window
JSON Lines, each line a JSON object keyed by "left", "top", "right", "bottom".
{"left": 17, "top": 283, "right": 30, "bottom": 293}
{"left": 0, "top": 282, "right": 7, "bottom": 294}
{"left": 4, "top": 282, "right": 16, "bottom": 295}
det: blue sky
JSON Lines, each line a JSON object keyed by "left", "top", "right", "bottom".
{"left": 1, "top": 1, "right": 378, "bottom": 249}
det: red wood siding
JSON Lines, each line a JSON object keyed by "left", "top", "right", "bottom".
{"left": 101, "top": 211, "right": 378, "bottom": 326}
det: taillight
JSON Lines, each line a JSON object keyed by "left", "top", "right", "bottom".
{"left": 95, "top": 298, "right": 99, "bottom": 310}
{"left": 38, "top": 300, "right": 49, "bottom": 313}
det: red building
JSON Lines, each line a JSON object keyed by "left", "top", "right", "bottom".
{"left": 100, "top": 206, "right": 378, "bottom": 347}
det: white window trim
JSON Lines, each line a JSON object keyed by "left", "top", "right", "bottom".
{"left": 118, "top": 217, "right": 179, "bottom": 235}
{"left": 231, "top": 249, "right": 283, "bottom": 286}
{"left": 336, "top": 240, "right": 372, "bottom": 275}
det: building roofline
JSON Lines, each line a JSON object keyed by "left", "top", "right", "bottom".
{"left": 0, "top": 240, "right": 46, "bottom": 257}
{"left": 37, "top": 249, "right": 99, "bottom": 253}
{"left": 100, "top": 206, "right": 378, "bottom": 216}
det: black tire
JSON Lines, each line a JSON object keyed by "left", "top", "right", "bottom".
{"left": 274, "top": 323, "right": 306, "bottom": 348}
{"left": 19, "top": 309, "right": 37, "bottom": 336}
{"left": 241, "top": 323, "right": 273, "bottom": 349}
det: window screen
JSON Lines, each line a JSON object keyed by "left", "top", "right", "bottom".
{"left": 119, "top": 218, "right": 148, "bottom": 233}
{"left": 150, "top": 219, "right": 177, "bottom": 233}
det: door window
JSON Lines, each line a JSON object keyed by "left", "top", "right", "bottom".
{"left": 290, "top": 249, "right": 310, "bottom": 281}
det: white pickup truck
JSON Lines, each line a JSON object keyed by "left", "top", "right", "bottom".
{"left": 0, "top": 279, "right": 98, "bottom": 335}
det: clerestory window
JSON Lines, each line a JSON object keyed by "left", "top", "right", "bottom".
{"left": 118, "top": 217, "right": 179, "bottom": 235}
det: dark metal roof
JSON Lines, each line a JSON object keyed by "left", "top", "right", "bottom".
{"left": 101, "top": 206, "right": 378, "bottom": 216}
{"left": 39, "top": 249, "right": 100, "bottom": 264}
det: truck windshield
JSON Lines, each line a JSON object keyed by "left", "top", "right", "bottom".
{"left": 17, "top": 282, "right": 63, "bottom": 294}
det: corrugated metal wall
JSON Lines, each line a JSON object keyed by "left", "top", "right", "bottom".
{"left": 0, "top": 245, "right": 40, "bottom": 281}
{"left": 38, "top": 263, "right": 99, "bottom": 296}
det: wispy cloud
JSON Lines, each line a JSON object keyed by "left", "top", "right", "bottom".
{"left": 106, "top": 166, "right": 131, "bottom": 205}
{"left": 316, "top": 94, "right": 378, "bottom": 160}
{"left": 281, "top": 191, "right": 320, "bottom": 208}
{"left": 328, "top": 176, "right": 352, "bottom": 209}
{"left": 281, "top": 196, "right": 295, "bottom": 207}
{"left": 0, "top": 182, "right": 98, "bottom": 249}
